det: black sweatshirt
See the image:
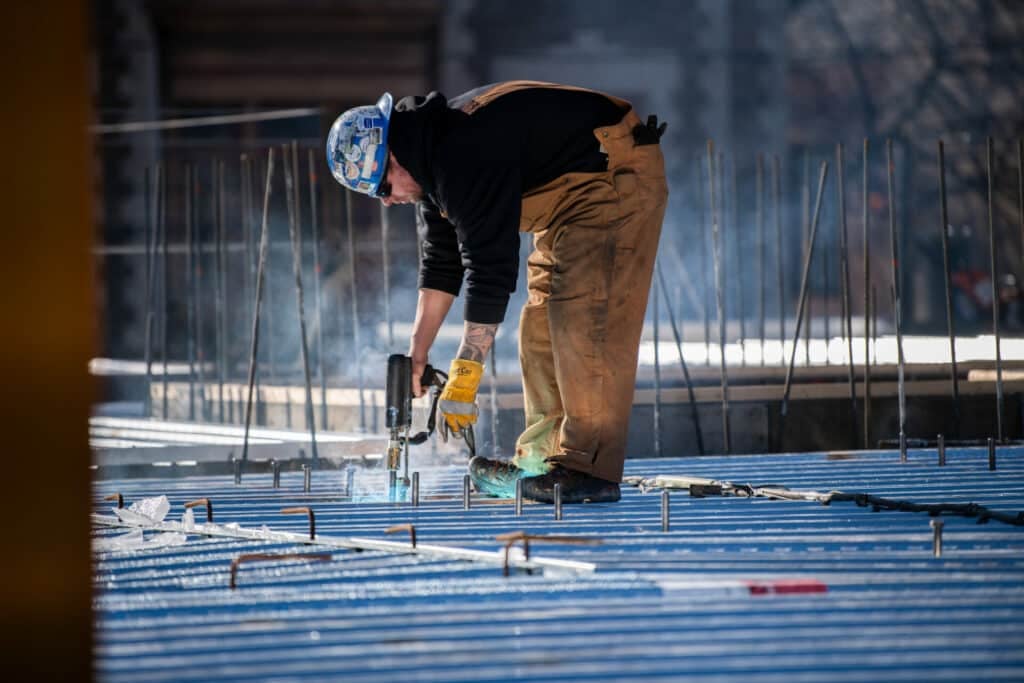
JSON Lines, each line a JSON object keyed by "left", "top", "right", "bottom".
{"left": 387, "top": 85, "right": 626, "bottom": 324}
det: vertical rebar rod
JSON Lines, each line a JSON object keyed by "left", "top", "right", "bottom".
{"left": 863, "top": 139, "right": 872, "bottom": 449}
{"left": 937, "top": 140, "right": 961, "bottom": 438}
{"left": 937, "top": 434, "right": 946, "bottom": 466}
{"left": 872, "top": 286, "right": 879, "bottom": 367}
{"left": 463, "top": 474, "right": 471, "bottom": 510}
{"left": 773, "top": 155, "right": 785, "bottom": 366}
{"left": 731, "top": 154, "right": 745, "bottom": 365}
{"left": 160, "top": 162, "right": 169, "bottom": 420}
{"left": 757, "top": 153, "right": 766, "bottom": 366}
{"left": 886, "top": 139, "right": 908, "bottom": 448}
{"left": 380, "top": 203, "right": 394, "bottom": 349}
{"left": 709, "top": 143, "right": 731, "bottom": 453}
{"left": 514, "top": 478, "right": 523, "bottom": 517}
{"left": 661, "top": 489, "right": 670, "bottom": 532}
{"left": 489, "top": 342, "right": 500, "bottom": 458}
{"left": 343, "top": 190, "right": 367, "bottom": 431}
{"left": 194, "top": 166, "right": 207, "bottom": 421}
{"left": 246, "top": 157, "right": 260, "bottom": 425}
{"left": 988, "top": 437, "right": 996, "bottom": 470}
{"left": 553, "top": 483, "right": 562, "bottom": 521}
{"left": 837, "top": 144, "right": 859, "bottom": 448}
{"left": 411, "top": 472, "right": 420, "bottom": 507}
{"left": 241, "top": 148, "right": 276, "bottom": 470}
{"left": 307, "top": 150, "right": 328, "bottom": 430}
{"left": 142, "top": 166, "right": 156, "bottom": 418}
{"left": 185, "top": 164, "right": 196, "bottom": 421}
{"left": 802, "top": 150, "right": 811, "bottom": 363}
{"left": 930, "top": 519, "right": 944, "bottom": 558}
{"left": 241, "top": 155, "right": 254, "bottom": 339}
{"left": 780, "top": 161, "right": 829, "bottom": 426}
{"left": 657, "top": 262, "right": 704, "bottom": 455}
{"left": 986, "top": 137, "right": 1005, "bottom": 441}
{"left": 213, "top": 160, "right": 226, "bottom": 423}
{"left": 696, "top": 154, "right": 711, "bottom": 365}
{"left": 823, "top": 246, "right": 829, "bottom": 364}
{"left": 283, "top": 142, "right": 319, "bottom": 465}
{"left": 652, "top": 282, "right": 663, "bottom": 458}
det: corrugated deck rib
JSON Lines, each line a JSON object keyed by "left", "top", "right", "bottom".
{"left": 93, "top": 446, "right": 1024, "bottom": 682}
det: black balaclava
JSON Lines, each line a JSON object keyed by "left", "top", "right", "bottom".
{"left": 387, "top": 92, "right": 464, "bottom": 197}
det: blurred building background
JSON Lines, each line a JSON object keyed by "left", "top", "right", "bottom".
{"left": 91, "top": 0, "right": 1024, "bottom": 394}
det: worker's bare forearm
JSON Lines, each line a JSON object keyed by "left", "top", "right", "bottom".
{"left": 456, "top": 321, "right": 498, "bottom": 363}
{"left": 409, "top": 288, "right": 456, "bottom": 361}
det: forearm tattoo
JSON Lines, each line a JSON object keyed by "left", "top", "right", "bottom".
{"left": 457, "top": 322, "right": 498, "bottom": 363}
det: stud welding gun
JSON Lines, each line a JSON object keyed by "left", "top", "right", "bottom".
{"left": 385, "top": 354, "right": 476, "bottom": 474}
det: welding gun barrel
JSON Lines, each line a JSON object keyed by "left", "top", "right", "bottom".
{"left": 385, "top": 354, "right": 413, "bottom": 470}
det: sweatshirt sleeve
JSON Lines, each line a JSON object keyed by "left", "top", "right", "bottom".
{"left": 416, "top": 199, "right": 464, "bottom": 297}
{"left": 440, "top": 159, "right": 521, "bottom": 325}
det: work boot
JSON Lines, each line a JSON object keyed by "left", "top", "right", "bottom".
{"left": 520, "top": 465, "right": 621, "bottom": 504}
{"left": 467, "top": 456, "right": 529, "bottom": 498}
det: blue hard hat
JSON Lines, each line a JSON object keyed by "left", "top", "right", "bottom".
{"left": 325, "top": 93, "right": 393, "bottom": 196}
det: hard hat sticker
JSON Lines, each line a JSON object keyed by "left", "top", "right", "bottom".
{"left": 360, "top": 144, "right": 379, "bottom": 179}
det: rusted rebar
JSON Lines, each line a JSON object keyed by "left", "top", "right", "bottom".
{"left": 281, "top": 506, "right": 316, "bottom": 540}
{"left": 184, "top": 498, "right": 214, "bottom": 523}
{"left": 385, "top": 523, "right": 417, "bottom": 548}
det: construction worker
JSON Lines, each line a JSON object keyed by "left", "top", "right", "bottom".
{"left": 326, "top": 81, "right": 667, "bottom": 503}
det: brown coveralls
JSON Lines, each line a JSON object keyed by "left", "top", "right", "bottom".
{"left": 460, "top": 81, "right": 668, "bottom": 483}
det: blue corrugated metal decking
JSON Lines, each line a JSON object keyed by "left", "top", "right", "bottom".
{"left": 93, "top": 447, "right": 1024, "bottom": 682}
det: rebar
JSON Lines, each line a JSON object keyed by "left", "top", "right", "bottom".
{"left": 937, "top": 434, "right": 945, "bottom": 466}
{"left": 661, "top": 489, "right": 670, "bottom": 532}
{"left": 385, "top": 524, "right": 417, "bottom": 548}
{"left": 657, "top": 261, "right": 705, "bottom": 455}
{"left": 282, "top": 506, "right": 315, "bottom": 540}
{"left": 937, "top": 140, "right": 962, "bottom": 438}
{"left": 142, "top": 166, "right": 156, "bottom": 418}
{"left": 387, "top": 469, "right": 397, "bottom": 502}
{"left": 185, "top": 164, "right": 196, "bottom": 421}
{"left": 343, "top": 191, "right": 367, "bottom": 431}
{"left": 463, "top": 474, "right": 471, "bottom": 510}
{"left": 652, "top": 282, "right": 663, "bottom": 458}
{"left": 514, "top": 478, "right": 523, "bottom": 517}
{"left": 184, "top": 498, "right": 214, "bottom": 524}
{"left": 802, "top": 150, "right": 811, "bottom": 362}
{"left": 194, "top": 165, "right": 208, "bottom": 422}
{"left": 773, "top": 155, "right": 785, "bottom": 365}
{"left": 837, "top": 144, "right": 859, "bottom": 448}
{"left": 272, "top": 460, "right": 281, "bottom": 488}
{"left": 781, "top": 161, "right": 830, "bottom": 426}
{"left": 930, "top": 519, "right": 944, "bottom": 558}
{"left": 696, "top": 154, "right": 711, "bottom": 365}
{"left": 303, "top": 464, "right": 312, "bottom": 493}
{"left": 160, "top": 163, "right": 169, "bottom": 420}
{"left": 757, "top": 153, "right": 766, "bottom": 366}
{"left": 986, "top": 137, "right": 1005, "bottom": 441}
{"left": 411, "top": 471, "right": 420, "bottom": 507}
{"left": 241, "top": 148, "right": 276, "bottom": 472}
{"left": 214, "top": 160, "right": 227, "bottom": 424}
{"left": 233, "top": 458, "right": 241, "bottom": 485}
{"left": 708, "top": 142, "right": 731, "bottom": 453}
{"left": 307, "top": 150, "right": 328, "bottom": 430}
{"left": 988, "top": 437, "right": 996, "bottom": 471}
{"left": 900, "top": 431, "right": 907, "bottom": 464}
{"left": 886, "top": 139, "right": 908, "bottom": 450}
{"left": 380, "top": 203, "right": 394, "bottom": 348}
{"left": 283, "top": 142, "right": 319, "bottom": 465}
{"left": 730, "top": 154, "right": 745, "bottom": 365}
{"left": 346, "top": 466, "right": 355, "bottom": 498}
{"left": 554, "top": 483, "right": 562, "bottom": 521}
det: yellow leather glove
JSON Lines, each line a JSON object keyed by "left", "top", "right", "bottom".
{"left": 438, "top": 359, "right": 483, "bottom": 437}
